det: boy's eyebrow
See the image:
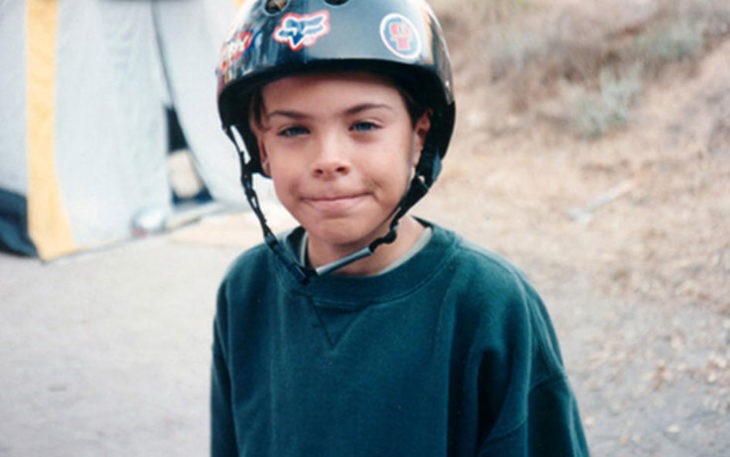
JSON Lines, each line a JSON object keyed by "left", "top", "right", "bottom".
{"left": 266, "top": 110, "right": 307, "bottom": 120}
{"left": 266, "top": 103, "right": 394, "bottom": 120}
{"left": 344, "top": 103, "right": 394, "bottom": 115}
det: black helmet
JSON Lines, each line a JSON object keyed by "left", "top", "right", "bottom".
{"left": 216, "top": 0, "right": 455, "bottom": 282}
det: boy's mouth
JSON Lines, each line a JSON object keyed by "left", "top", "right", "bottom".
{"left": 303, "top": 193, "right": 366, "bottom": 214}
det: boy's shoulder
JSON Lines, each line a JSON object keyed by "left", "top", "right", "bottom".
{"left": 437, "top": 225, "right": 568, "bottom": 379}
{"left": 429, "top": 223, "right": 553, "bottom": 333}
{"left": 436, "top": 225, "right": 535, "bottom": 299}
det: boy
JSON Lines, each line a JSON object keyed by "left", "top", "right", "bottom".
{"left": 212, "top": 1, "right": 589, "bottom": 456}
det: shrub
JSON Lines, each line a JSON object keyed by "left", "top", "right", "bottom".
{"left": 634, "top": 20, "right": 705, "bottom": 70}
{"left": 571, "top": 65, "right": 643, "bottom": 139}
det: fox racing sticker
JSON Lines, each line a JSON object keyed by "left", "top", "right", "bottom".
{"left": 273, "top": 10, "right": 331, "bottom": 51}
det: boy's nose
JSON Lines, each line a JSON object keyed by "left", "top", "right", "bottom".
{"left": 311, "top": 132, "right": 350, "bottom": 178}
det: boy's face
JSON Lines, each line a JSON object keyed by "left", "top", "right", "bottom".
{"left": 252, "top": 71, "right": 430, "bottom": 251}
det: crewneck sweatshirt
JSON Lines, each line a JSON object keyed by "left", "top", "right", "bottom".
{"left": 211, "top": 221, "right": 589, "bottom": 457}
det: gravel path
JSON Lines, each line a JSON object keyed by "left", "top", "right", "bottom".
{"left": 536, "top": 267, "right": 729, "bottom": 457}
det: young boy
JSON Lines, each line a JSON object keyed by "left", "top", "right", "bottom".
{"left": 212, "top": 1, "right": 589, "bottom": 456}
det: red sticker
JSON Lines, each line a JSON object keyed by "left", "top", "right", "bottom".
{"left": 380, "top": 13, "right": 421, "bottom": 60}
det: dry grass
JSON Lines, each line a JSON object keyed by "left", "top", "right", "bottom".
{"left": 431, "top": 0, "right": 730, "bottom": 137}
{"left": 419, "top": 0, "right": 730, "bottom": 313}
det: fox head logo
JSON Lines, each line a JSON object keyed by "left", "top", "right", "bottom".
{"left": 273, "top": 11, "right": 331, "bottom": 51}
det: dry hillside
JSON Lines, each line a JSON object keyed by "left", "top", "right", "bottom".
{"left": 425, "top": 0, "right": 730, "bottom": 313}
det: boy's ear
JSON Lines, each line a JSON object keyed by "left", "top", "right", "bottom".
{"left": 258, "top": 139, "right": 271, "bottom": 177}
{"left": 249, "top": 110, "right": 272, "bottom": 177}
{"left": 415, "top": 110, "right": 432, "bottom": 145}
{"left": 412, "top": 110, "right": 432, "bottom": 165}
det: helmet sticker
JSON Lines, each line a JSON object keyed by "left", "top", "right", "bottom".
{"left": 219, "top": 30, "right": 259, "bottom": 68}
{"left": 273, "top": 10, "right": 331, "bottom": 51}
{"left": 380, "top": 13, "right": 421, "bottom": 60}
{"left": 216, "top": 29, "right": 263, "bottom": 89}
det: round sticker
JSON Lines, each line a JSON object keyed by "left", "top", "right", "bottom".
{"left": 380, "top": 13, "right": 421, "bottom": 60}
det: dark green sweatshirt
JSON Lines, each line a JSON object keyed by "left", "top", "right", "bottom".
{"left": 211, "top": 222, "right": 589, "bottom": 456}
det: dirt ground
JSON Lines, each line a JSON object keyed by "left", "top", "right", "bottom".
{"left": 2, "top": 0, "right": 729, "bottom": 456}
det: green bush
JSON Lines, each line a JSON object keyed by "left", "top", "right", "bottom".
{"left": 572, "top": 65, "right": 643, "bottom": 139}
{"left": 635, "top": 20, "right": 705, "bottom": 69}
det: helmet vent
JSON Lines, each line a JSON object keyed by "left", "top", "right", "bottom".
{"left": 324, "top": 0, "right": 349, "bottom": 4}
{"left": 265, "top": 0, "right": 289, "bottom": 13}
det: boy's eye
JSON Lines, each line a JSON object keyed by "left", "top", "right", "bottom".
{"left": 278, "top": 126, "right": 309, "bottom": 137}
{"left": 350, "top": 121, "right": 380, "bottom": 133}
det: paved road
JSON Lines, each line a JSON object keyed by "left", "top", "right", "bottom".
{"left": 1, "top": 236, "right": 238, "bottom": 457}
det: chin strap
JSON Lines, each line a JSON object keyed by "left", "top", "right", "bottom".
{"left": 225, "top": 127, "right": 441, "bottom": 285}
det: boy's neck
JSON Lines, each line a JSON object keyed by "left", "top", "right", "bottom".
{"left": 306, "top": 216, "right": 425, "bottom": 277}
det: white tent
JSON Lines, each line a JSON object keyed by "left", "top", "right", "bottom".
{"left": 0, "top": 0, "right": 246, "bottom": 259}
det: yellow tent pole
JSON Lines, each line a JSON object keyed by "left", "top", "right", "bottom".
{"left": 27, "top": 0, "right": 75, "bottom": 259}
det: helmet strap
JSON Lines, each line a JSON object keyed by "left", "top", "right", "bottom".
{"left": 393, "top": 145, "right": 442, "bottom": 223}
{"left": 226, "top": 127, "right": 314, "bottom": 283}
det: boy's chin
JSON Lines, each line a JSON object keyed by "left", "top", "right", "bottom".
{"left": 303, "top": 221, "right": 388, "bottom": 251}
{"left": 307, "top": 229, "right": 373, "bottom": 250}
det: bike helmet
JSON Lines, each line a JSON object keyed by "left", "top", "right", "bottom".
{"left": 216, "top": 0, "right": 455, "bottom": 283}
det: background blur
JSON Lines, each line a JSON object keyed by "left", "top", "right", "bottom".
{"left": 2, "top": 0, "right": 729, "bottom": 456}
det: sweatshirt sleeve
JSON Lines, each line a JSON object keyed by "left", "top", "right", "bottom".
{"left": 476, "top": 268, "right": 590, "bottom": 457}
{"left": 477, "top": 375, "right": 589, "bottom": 457}
{"left": 211, "top": 284, "right": 238, "bottom": 457}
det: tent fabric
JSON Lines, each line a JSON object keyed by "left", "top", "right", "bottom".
{"left": 153, "top": 0, "right": 242, "bottom": 203}
{"left": 53, "top": 0, "right": 170, "bottom": 256}
{"left": 0, "top": 0, "right": 32, "bottom": 255}
{"left": 28, "top": 0, "right": 76, "bottom": 258}
{"left": 0, "top": 0, "right": 242, "bottom": 259}
{"left": 1, "top": 0, "right": 28, "bottom": 197}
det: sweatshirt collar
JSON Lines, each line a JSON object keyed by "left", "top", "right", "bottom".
{"left": 274, "top": 221, "right": 457, "bottom": 306}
